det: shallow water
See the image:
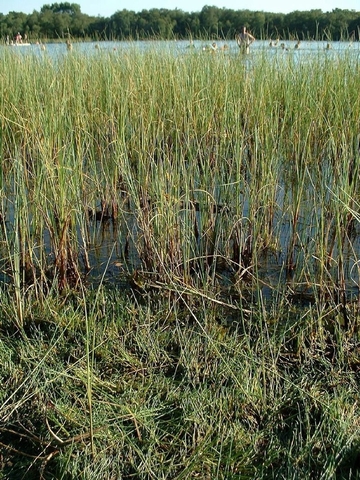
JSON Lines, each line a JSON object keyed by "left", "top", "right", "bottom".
{"left": 5, "top": 39, "right": 360, "bottom": 59}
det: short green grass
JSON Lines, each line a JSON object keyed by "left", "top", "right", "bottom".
{"left": 0, "top": 284, "right": 360, "bottom": 479}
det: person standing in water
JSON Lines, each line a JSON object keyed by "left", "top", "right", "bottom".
{"left": 236, "top": 26, "right": 255, "bottom": 54}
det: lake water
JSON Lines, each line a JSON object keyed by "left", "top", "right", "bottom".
{"left": 5, "top": 39, "right": 360, "bottom": 59}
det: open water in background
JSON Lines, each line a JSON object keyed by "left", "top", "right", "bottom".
{"left": 5, "top": 38, "right": 360, "bottom": 58}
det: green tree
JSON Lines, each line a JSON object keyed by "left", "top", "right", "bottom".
{"left": 3, "top": 11, "right": 27, "bottom": 38}
{"left": 1, "top": 6, "right": 360, "bottom": 42}
{"left": 199, "top": 6, "right": 220, "bottom": 36}
{"left": 169, "top": 9, "right": 188, "bottom": 38}
{"left": 185, "top": 12, "right": 201, "bottom": 38}
{"left": 110, "top": 9, "right": 136, "bottom": 39}
{"left": 251, "top": 11, "right": 266, "bottom": 37}
{"left": 39, "top": 8, "right": 56, "bottom": 38}
{"left": 26, "top": 11, "right": 41, "bottom": 38}
{"left": 41, "top": 3, "right": 81, "bottom": 15}
{"left": 149, "top": 9, "right": 176, "bottom": 38}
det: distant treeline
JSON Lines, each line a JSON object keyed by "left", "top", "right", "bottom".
{"left": 1, "top": 2, "right": 360, "bottom": 41}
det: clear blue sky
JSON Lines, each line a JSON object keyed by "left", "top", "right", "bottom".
{"left": 1, "top": 0, "right": 359, "bottom": 16}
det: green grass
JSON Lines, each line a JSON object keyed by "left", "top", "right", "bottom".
{"left": 0, "top": 285, "right": 360, "bottom": 479}
{"left": 1, "top": 44, "right": 360, "bottom": 478}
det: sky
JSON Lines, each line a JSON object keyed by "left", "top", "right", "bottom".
{"left": 1, "top": 0, "right": 359, "bottom": 17}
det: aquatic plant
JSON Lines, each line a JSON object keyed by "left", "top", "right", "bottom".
{"left": 1, "top": 45, "right": 360, "bottom": 308}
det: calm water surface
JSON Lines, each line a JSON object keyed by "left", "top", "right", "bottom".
{"left": 5, "top": 38, "right": 360, "bottom": 58}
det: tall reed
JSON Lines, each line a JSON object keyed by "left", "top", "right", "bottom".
{"left": 1, "top": 45, "right": 360, "bottom": 307}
